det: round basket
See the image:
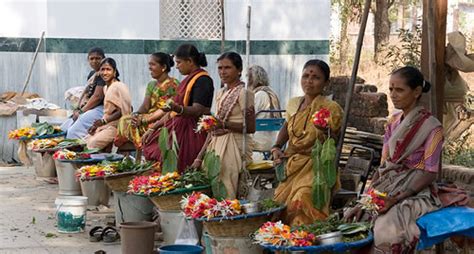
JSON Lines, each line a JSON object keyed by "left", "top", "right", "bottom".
{"left": 104, "top": 169, "right": 153, "bottom": 192}
{"left": 198, "top": 206, "right": 285, "bottom": 237}
{"left": 148, "top": 185, "right": 211, "bottom": 211}
{"left": 33, "top": 144, "right": 85, "bottom": 154}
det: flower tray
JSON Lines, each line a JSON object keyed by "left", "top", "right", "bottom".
{"left": 32, "top": 144, "right": 85, "bottom": 154}
{"left": 261, "top": 232, "right": 373, "bottom": 253}
{"left": 134, "top": 185, "right": 211, "bottom": 211}
{"left": 195, "top": 206, "right": 285, "bottom": 237}
{"left": 56, "top": 154, "right": 124, "bottom": 164}
{"left": 104, "top": 168, "right": 153, "bottom": 192}
{"left": 19, "top": 132, "right": 66, "bottom": 141}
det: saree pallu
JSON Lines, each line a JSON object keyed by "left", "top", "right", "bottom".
{"left": 142, "top": 70, "right": 209, "bottom": 173}
{"left": 274, "top": 96, "right": 343, "bottom": 226}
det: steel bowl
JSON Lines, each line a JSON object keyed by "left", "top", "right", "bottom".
{"left": 317, "top": 231, "right": 343, "bottom": 245}
{"left": 242, "top": 202, "right": 261, "bottom": 214}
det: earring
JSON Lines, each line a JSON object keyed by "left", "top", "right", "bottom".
{"left": 162, "top": 69, "right": 166, "bottom": 72}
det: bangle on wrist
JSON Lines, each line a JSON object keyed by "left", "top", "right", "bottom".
{"left": 271, "top": 147, "right": 281, "bottom": 154}
{"left": 179, "top": 106, "right": 185, "bottom": 115}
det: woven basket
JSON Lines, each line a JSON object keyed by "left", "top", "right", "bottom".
{"left": 104, "top": 169, "right": 153, "bottom": 192}
{"left": 204, "top": 215, "right": 271, "bottom": 237}
{"left": 148, "top": 186, "right": 211, "bottom": 211}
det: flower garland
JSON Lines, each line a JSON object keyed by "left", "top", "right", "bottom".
{"left": 180, "top": 192, "right": 241, "bottom": 219}
{"left": 195, "top": 115, "right": 218, "bottom": 133}
{"left": 254, "top": 221, "right": 316, "bottom": 247}
{"left": 312, "top": 108, "right": 331, "bottom": 128}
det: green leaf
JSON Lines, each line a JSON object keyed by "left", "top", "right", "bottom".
{"left": 211, "top": 179, "right": 227, "bottom": 201}
{"left": 158, "top": 127, "right": 169, "bottom": 151}
{"left": 312, "top": 174, "right": 329, "bottom": 210}
{"left": 321, "top": 138, "right": 337, "bottom": 188}
{"left": 311, "top": 140, "right": 323, "bottom": 174}
{"left": 162, "top": 150, "right": 177, "bottom": 174}
{"left": 204, "top": 151, "right": 220, "bottom": 180}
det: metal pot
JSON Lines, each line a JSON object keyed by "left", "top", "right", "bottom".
{"left": 317, "top": 231, "right": 343, "bottom": 245}
{"left": 242, "top": 202, "right": 261, "bottom": 214}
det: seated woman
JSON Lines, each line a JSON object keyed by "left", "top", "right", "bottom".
{"left": 248, "top": 65, "right": 282, "bottom": 159}
{"left": 86, "top": 58, "right": 132, "bottom": 149}
{"left": 193, "top": 52, "right": 256, "bottom": 199}
{"left": 117, "top": 53, "right": 179, "bottom": 148}
{"left": 142, "top": 44, "right": 214, "bottom": 172}
{"left": 345, "top": 66, "right": 446, "bottom": 253}
{"left": 272, "top": 60, "right": 343, "bottom": 226}
{"left": 61, "top": 47, "right": 106, "bottom": 139}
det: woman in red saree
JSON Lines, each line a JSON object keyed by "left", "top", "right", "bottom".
{"left": 142, "top": 44, "right": 214, "bottom": 172}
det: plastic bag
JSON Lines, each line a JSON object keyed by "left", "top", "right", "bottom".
{"left": 175, "top": 217, "right": 199, "bottom": 245}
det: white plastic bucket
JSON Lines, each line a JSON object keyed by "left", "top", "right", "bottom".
{"left": 159, "top": 210, "right": 184, "bottom": 245}
{"left": 55, "top": 196, "right": 88, "bottom": 233}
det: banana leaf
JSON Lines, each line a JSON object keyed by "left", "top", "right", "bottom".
{"left": 321, "top": 138, "right": 337, "bottom": 188}
{"left": 162, "top": 149, "right": 177, "bottom": 174}
{"left": 311, "top": 140, "right": 323, "bottom": 175}
{"left": 211, "top": 178, "right": 227, "bottom": 201}
{"left": 312, "top": 173, "right": 329, "bottom": 210}
{"left": 158, "top": 127, "right": 169, "bottom": 151}
{"left": 203, "top": 151, "right": 220, "bottom": 180}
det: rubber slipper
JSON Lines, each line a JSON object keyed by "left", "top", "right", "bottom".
{"left": 102, "top": 226, "right": 120, "bottom": 244}
{"left": 89, "top": 226, "right": 104, "bottom": 242}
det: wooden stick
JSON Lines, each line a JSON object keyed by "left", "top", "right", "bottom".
{"left": 21, "top": 31, "right": 45, "bottom": 96}
{"left": 335, "top": 0, "right": 371, "bottom": 168}
{"left": 242, "top": 5, "right": 251, "bottom": 174}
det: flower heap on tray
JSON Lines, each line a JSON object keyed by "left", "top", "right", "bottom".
{"left": 77, "top": 164, "right": 117, "bottom": 181}
{"left": 8, "top": 122, "right": 63, "bottom": 140}
{"left": 255, "top": 214, "right": 372, "bottom": 248}
{"left": 254, "top": 221, "right": 316, "bottom": 247}
{"left": 29, "top": 137, "right": 65, "bottom": 150}
{"left": 53, "top": 149, "right": 92, "bottom": 160}
{"left": 128, "top": 170, "right": 209, "bottom": 196}
{"left": 181, "top": 192, "right": 241, "bottom": 219}
{"left": 8, "top": 127, "right": 36, "bottom": 140}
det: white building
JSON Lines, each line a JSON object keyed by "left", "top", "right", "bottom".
{"left": 0, "top": 0, "right": 330, "bottom": 109}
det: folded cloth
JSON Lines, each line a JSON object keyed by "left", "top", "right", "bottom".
{"left": 416, "top": 206, "right": 474, "bottom": 250}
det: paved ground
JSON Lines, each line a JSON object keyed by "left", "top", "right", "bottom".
{"left": 0, "top": 166, "right": 121, "bottom": 254}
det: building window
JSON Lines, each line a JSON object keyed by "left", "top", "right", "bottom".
{"left": 160, "top": 0, "right": 223, "bottom": 40}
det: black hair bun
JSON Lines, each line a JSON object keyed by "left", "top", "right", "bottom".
{"left": 168, "top": 54, "right": 175, "bottom": 67}
{"left": 422, "top": 80, "right": 431, "bottom": 93}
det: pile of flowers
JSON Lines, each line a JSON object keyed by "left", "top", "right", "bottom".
{"left": 76, "top": 164, "right": 117, "bottom": 180}
{"left": 254, "top": 221, "right": 316, "bottom": 247}
{"left": 156, "top": 80, "right": 178, "bottom": 109}
{"left": 358, "top": 188, "right": 387, "bottom": 215}
{"left": 128, "top": 172, "right": 181, "bottom": 195}
{"left": 53, "top": 149, "right": 91, "bottom": 160}
{"left": 8, "top": 127, "right": 36, "bottom": 140}
{"left": 195, "top": 115, "right": 218, "bottom": 133}
{"left": 312, "top": 108, "right": 330, "bottom": 128}
{"left": 181, "top": 192, "right": 241, "bottom": 219}
{"left": 29, "top": 137, "right": 64, "bottom": 150}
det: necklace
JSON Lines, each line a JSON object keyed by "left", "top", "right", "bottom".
{"left": 290, "top": 98, "right": 311, "bottom": 138}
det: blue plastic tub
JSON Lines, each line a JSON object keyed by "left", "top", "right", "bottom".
{"left": 158, "top": 244, "right": 204, "bottom": 254}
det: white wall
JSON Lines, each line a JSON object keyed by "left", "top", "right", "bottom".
{"left": 0, "top": 0, "right": 330, "bottom": 40}
{"left": 225, "top": 0, "right": 330, "bottom": 40}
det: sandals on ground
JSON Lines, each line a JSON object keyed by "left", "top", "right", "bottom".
{"left": 89, "top": 226, "right": 104, "bottom": 242}
{"left": 102, "top": 226, "right": 120, "bottom": 244}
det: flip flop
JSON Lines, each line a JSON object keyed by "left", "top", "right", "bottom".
{"left": 89, "top": 226, "right": 104, "bottom": 242}
{"left": 102, "top": 226, "right": 120, "bottom": 244}
{"left": 43, "top": 178, "right": 58, "bottom": 184}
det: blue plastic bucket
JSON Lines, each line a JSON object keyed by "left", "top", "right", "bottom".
{"left": 158, "top": 244, "right": 204, "bottom": 254}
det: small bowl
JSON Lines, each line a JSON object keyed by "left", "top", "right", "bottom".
{"left": 242, "top": 202, "right": 261, "bottom": 214}
{"left": 317, "top": 231, "right": 343, "bottom": 245}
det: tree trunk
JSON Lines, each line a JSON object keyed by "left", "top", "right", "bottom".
{"left": 339, "top": 17, "right": 350, "bottom": 74}
{"left": 374, "top": 0, "right": 391, "bottom": 63}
